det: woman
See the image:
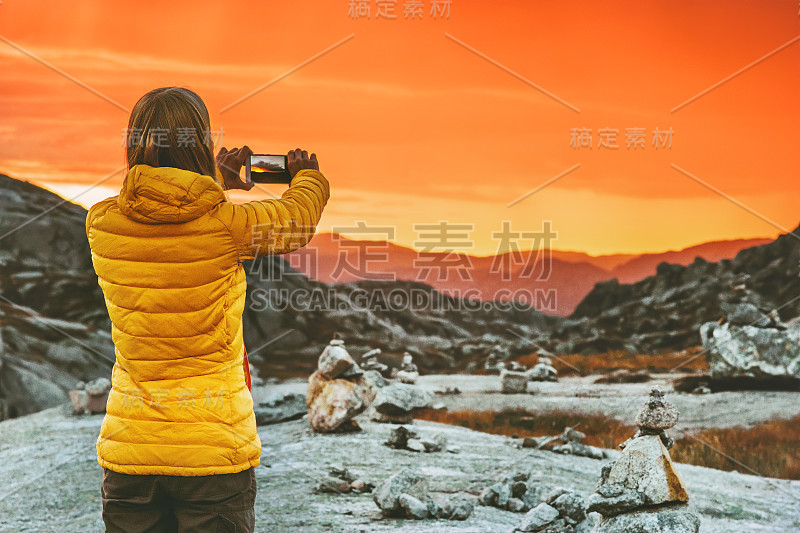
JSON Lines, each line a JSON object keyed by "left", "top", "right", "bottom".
{"left": 87, "top": 87, "right": 330, "bottom": 532}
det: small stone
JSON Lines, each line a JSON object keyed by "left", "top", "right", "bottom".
{"left": 314, "top": 476, "right": 351, "bottom": 494}
{"left": 448, "top": 497, "right": 475, "bottom": 520}
{"left": 480, "top": 485, "right": 499, "bottom": 506}
{"left": 373, "top": 470, "right": 429, "bottom": 517}
{"left": 350, "top": 479, "right": 366, "bottom": 492}
{"left": 386, "top": 425, "right": 418, "bottom": 449}
{"left": 496, "top": 482, "right": 512, "bottom": 507}
{"left": 522, "top": 437, "right": 540, "bottom": 448}
{"left": 561, "top": 427, "right": 586, "bottom": 443}
{"left": 507, "top": 497, "right": 526, "bottom": 512}
{"left": 551, "top": 491, "right": 586, "bottom": 523}
{"left": 635, "top": 386, "right": 679, "bottom": 430}
{"left": 406, "top": 439, "right": 426, "bottom": 453}
{"left": 511, "top": 481, "right": 528, "bottom": 498}
{"left": 519, "top": 503, "right": 560, "bottom": 532}
{"left": 546, "top": 487, "right": 570, "bottom": 504}
{"left": 445, "top": 445, "right": 461, "bottom": 454}
{"left": 398, "top": 493, "right": 430, "bottom": 519}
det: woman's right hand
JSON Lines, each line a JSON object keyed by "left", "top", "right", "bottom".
{"left": 288, "top": 148, "right": 319, "bottom": 178}
{"left": 216, "top": 146, "right": 255, "bottom": 191}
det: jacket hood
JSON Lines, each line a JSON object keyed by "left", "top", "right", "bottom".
{"left": 118, "top": 164, "right": 227, "bottom": 224}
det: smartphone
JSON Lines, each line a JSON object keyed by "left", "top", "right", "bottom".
{"left": 246, "top": 154, "right": 292, "bottom": 184}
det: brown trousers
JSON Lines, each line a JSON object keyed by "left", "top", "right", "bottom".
{"left": 101, "top": 467, "right": 256, "bottom": 533}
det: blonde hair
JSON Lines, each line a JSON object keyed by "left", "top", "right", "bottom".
{"left": 125, "top": 87, "right": 218, "bottom": 180}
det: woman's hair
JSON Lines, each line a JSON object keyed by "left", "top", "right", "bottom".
{"left": 125, "top": 87, "right": 217, "bottom": 180}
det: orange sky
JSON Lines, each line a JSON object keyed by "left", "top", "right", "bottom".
{"left": 1, "top": 0, "right": 798, "bottom": 255}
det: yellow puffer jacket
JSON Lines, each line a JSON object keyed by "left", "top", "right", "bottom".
{"left": 86, "top": 164, "right": 329, "bottom": 476}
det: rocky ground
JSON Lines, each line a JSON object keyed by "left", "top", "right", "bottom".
{"left": 255, "top": 373, "right": 800, "bottom": 433}
{"left": 1, "top": 384, "right": 799, "bottom": 532}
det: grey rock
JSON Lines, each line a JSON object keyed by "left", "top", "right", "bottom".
{"left": 634, "top": 387, "right": 678, "bottom": 430}
{"left": 317, "top": 339, "right": 355, "bottom": 379}
{"left": 314, "top": 476, "right": 351, "bottom": 494}
{"left": 507, "top": 497, "right": 527, "bottom": 513}
{"left": 601, "top": 435, "right": 689, "bottom": 508}
{"left": 501, "top": 370, "right": 529, "bottom": 393}
{"left": 586, "top": 486, "right": 646, "bottom": 517}
{"left": 700, "top": 320, "right": 800, "bottom": 379}
{"left": 406, "top": 439, "right": 426, "bottom": 453}
{"left": 592, "top": 505, "right": 700, "bottom": 532}
{"left": 480, "top": 484, "right": 499, "bottom": 506}
{"left": 497, "top": 482, "right": 512, "bottom": 508}
{"left": 519, "top": 503, "right": 560, "bottom": 531}
{"left": 372, "top": 382, "right": 433, "bottom": 418}
{"left": 448, "top": 497, "right": 475, "bottom": 520}
{"left": 552, "top": 491, "right": 586, "bottom": 524}
{"left": 386, "top": 425, "right": 418, "bottom": 449}
{"left": 373, "top": 470, "right": 429, "bottom": 517}
{"left": 254, "top": 392, "right": 307, "bottom": 425}
{"left": 398, "top": 493, "right": 430, "bottom": 519}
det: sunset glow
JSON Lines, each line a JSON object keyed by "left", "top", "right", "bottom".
{"left": 1, "top": 0, "right": 798, "bottom": 254}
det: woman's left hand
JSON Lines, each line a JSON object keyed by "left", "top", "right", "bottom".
{"left": 216, "top": 146, "right": 255, "bottom": 191}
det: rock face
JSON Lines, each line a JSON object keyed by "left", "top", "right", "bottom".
{"left": 588, "top": 388, "right": 699, "bottom": 533}
{"left": 501, "top": 370, "right": 529, "bottom": 394}
{"left": 699, "top": 278, "right": 800, "bottom": 381}
{"left": 371, "top": 382, "right": 433, "bottom": 423}
{"left": 550, "top": 225, "right": 800, "bottom": 355}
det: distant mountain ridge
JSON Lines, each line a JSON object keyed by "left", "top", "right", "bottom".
{"left": 287, "top": 233, "right": 772, "bottom": 315}
{"left": 0, "top": 171, "right": 794, "bottom": 422}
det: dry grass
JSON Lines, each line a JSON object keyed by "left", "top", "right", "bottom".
{"left": 514, "top": 349, "right": 709, "bottom": 376}
{"left": 671, "top": 416, "right": 800, "bottom": 480}
{"left": 414, "top": 408, "right": 634, "bottom": 450}
{"left": 415, "top": 409, "right": 800, "bottom": 480}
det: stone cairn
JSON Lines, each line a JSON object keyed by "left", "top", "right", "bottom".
{"left": 528, "top": 356, "right": 558, "bottom": 382}
{"left": 69, "top": 377, "right": 111, "bottom": 415}
{"left": 586, "top": 386, "right": 700, "bottom": 533}
{"left": 394, "top": 351, "right": 420, "bottom": 384}
{"left": 360, "top": 347, "right": 390, "bottom": 376}
{"left": 501, "top": 368, "right": 529, "bottom": 394}
{"left": 306, "top": 334, "right": 377, "bottom": 433}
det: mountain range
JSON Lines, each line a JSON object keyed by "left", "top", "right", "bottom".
{"left": 0, "top": 171, "right": 796, "bottom": 421}
{"left": 286, "top": 233, "right": 771, "bottom": 315}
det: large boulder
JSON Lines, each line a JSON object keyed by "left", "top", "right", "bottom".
{"left": 597, "top": 435, "right": 688, "bottom": 508}
{"left": 371, "top": 382, "right": 432, "bottom": 423}
{"left": 700, "top": 321, "right": 800, "bottom": 379}
{"left": 306, "top": 370, "right": 369, "bottom": 433}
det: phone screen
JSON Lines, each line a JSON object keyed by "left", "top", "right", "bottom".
{"left": 246, "top": 154, "right": 292, "bottom": 184}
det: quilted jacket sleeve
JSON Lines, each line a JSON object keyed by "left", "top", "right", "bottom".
{"left": 212, "top": 168, "right": 330, "bottom": 261}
